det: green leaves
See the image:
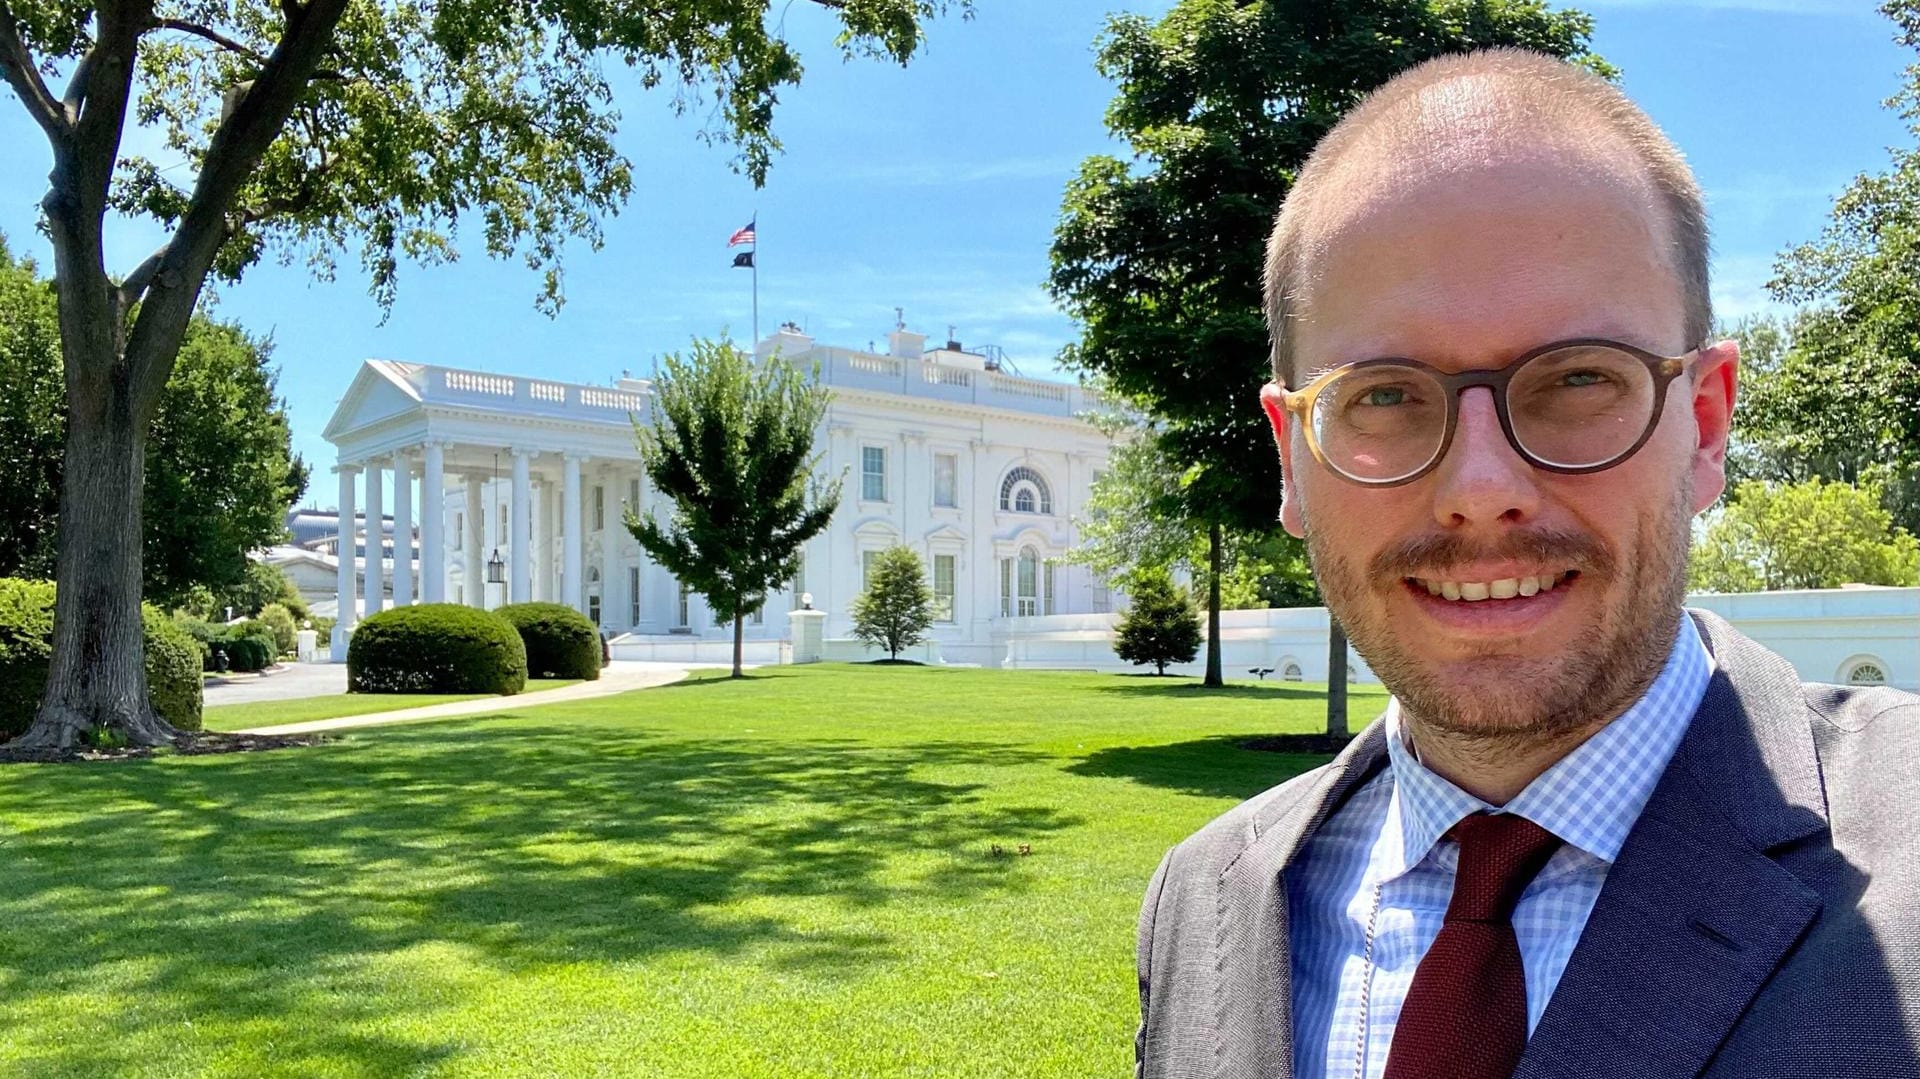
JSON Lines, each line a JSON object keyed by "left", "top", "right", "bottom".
{"left": 848, "top": 544, "right": 934, "bottom": 660}
{"left": 1691, "top": 477, "right": 1920, "bottom": 593}
{"left": 627, "top": 335, "right": 840, "bottom": 629}
{"left": 1112, "top": 566, "right": 1200, "bottom": 675}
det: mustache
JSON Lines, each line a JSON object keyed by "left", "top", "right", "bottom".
{"left": 1367, "top": 527, "right": 1615, "bottom": 581}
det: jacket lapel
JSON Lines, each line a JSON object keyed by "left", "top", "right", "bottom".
{"left": 1214, "top": 723, "right": 1389, "bottom": 1079}
{"left": 1515, "top": 611, "right": 1829, "bottom": 1079}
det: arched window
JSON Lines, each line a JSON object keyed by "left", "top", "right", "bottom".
{"left": 999, "top": 466, "right": 1053, "bottom": 515}
{"left": 1282, "top": 663, "right": 1304, "bottom": 682}
{"left": 1847, "top": 661, "right": 1887, "bottom": 686}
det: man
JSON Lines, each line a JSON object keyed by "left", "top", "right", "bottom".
{"left": 1134, "top": 49, "right": 1920, "bottom": 1079}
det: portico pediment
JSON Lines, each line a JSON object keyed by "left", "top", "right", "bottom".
{"left": 324, "top": 361, "right": 426, "bottom": 442}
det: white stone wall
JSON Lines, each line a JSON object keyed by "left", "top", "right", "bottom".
{"left": 995, "top": 587, "right": 1920, "bottom": 691}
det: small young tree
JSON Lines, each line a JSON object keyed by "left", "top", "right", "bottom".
{"left": 1113, "top": 567, "right": 1202, "bottom": 676}
{"left": 849, "top": 546, "right": 935, "bottom": 661}
{"left": 627, "top": 336, "right": 840, "bottom": 678}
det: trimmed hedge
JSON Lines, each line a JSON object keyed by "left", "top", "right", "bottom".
{"left": 0, "top": 578, "right": 204, "bottom": 737}
{"left": 347, "top": 604, "right": 527, "bottom": 695}
{"left": 496, "top": 602, "right": 602, "bottom": 681}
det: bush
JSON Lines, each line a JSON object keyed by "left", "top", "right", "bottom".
{"left": 214, "top": 632, "right": 273, "bottom": 673}
{"left": 1113, "top": 568, "right": 1202, "bottom": 676}
{"left": 256, "top": 603, "right": 298, "bottom": 655}
{"left": 0, "top": 578, "right": 203, "bottom": 737}
{"left": 495, "top": 602, "right": 602, "bottom": 681}
{"left": 348, "top": 604, "right": 527, "bottom": 695}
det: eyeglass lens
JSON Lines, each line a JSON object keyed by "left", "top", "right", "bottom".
{"left": 1308, "top": 344, "right": 1660, "bottom": 483}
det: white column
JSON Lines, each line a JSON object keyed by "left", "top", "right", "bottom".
{"left": 510, "top": 449, "right": 532, "bottom": 604}
{"left": 537, "top": 477, "right": 557, "bottom": 602}
{"left": 563, "top": 453, "right": 585, "bottom": 614}
{"left": 464, "top": 473, "right": 485, "bottom": 607}
{"left": 391, "top": 454, "right": 414, "bottom": 607}
{"left": 422, "top": 442, "right": 446, "bottom": 603}
{"left": 363, "top": 459, "right": 384, "bottom": 620}
{"left": 601, "top": 468, "right": 621, "bottom": 629}
{"left": 333, "top": 463, "right": 359, "bottom": 657}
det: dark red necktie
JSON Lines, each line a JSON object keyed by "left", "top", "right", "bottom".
{"left": 1381, "top": 812, "right": 1565, "bottom": 1079}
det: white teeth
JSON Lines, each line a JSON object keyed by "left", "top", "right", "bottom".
{"left": 1417, "top": 572, "right": 1572, "bottom": 601}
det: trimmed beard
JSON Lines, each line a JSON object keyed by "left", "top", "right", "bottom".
{"left": 1302, "top": 478, "right": 1693, "bottom": 744}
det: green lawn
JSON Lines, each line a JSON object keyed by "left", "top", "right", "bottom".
{"left": 0, "top": 666, "right": 1386, "bottom": 1078}
{"left": 201, "top": 680, "right": 584, "bottom": 731}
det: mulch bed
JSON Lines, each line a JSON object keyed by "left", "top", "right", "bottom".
{"left": 0, "top": 731, "right": 330, "bottom": 765}
{"left": 1240, "top": 733, "right": 1357, "bottom": 755}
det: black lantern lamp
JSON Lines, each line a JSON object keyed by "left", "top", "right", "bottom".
{"left": 486, "top": 453, "right": 508, "bottom": 585}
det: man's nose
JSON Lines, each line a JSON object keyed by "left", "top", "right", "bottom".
{"left": 1429, "top": 387, "right": 1541, "bottom": 528}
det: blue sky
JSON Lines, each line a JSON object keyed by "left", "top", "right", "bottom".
{"left": 0, "top": 0, "right": 1911, "bottom": 494}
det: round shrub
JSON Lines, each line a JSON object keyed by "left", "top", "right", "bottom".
{"left": 348, "top": 604, "right": 527, "bottom": 695}
{"left": 495, "top": 602, "right": 602, "bottom": 681}
{"left": 0, "top": 578, "right": 203, "bottom": 738}
{"left": 215, "top": 632, "right": 272, "bottom": 673}
{"left": 256, "top": 604, "right": 298, "bottom": 655}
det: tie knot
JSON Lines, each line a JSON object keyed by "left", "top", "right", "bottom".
{"left": 1443, "top": 813, "right": 1564, "bottom": 924}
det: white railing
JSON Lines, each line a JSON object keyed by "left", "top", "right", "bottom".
{"left": 850, "top": 354, "right": 903, "bottom": 377}
{"left": 443, "top": 370, "right": 515, "bottom": 396}
{"left": 991, "top": 374, "right": 1068, "bottom": 402}
{"left": 581, "top": 388, "right": 646, "bottom": 411}
{"left": 924, "top": 363, "right": 972, "bottom": 387}
{"left": 529, "top": 381, "right": 567, "bottom": 403}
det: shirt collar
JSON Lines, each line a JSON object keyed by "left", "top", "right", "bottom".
{"left": 1382, "top": 613, "right": 1715, "bottom": 875}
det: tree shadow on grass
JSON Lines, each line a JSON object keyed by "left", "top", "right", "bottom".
{"left": 1065, "top": 735, "right": 1335, "bottom": 801}
{"left": 0, "top": 724, "right": 1073, "bottom": 1076}
{"left": 1089, "top": 679, "right": 1389, "bottom": 703}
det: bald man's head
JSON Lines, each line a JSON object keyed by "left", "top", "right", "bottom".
{"left": 1264, "top": 49, "right": 1709, "bottom": 386}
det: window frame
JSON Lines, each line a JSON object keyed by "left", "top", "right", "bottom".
{"left": 933, "top": 452, "right": 959, "bottom": 509}
{"left": 861, "top": 444, "right": 888, "bottom": 503}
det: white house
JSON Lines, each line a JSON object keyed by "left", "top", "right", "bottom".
{"left": 320, "top": 321, "right": 1115, "bottom": 664}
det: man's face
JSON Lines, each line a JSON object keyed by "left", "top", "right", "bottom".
{"left": 1261, "top": 152, "right": 1738, "bottom": 740}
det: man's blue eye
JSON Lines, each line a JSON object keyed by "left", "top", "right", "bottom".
{"left": 1363, "top": 387, "right": 1407, "bottom": 406}
{"left": 1560, "top": 370, "right": 1609, "bottom": 388}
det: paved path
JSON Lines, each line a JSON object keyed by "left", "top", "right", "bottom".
{"left": 204, "top": 662, "right": 347, "bottom": 706}
{"left": 234, "top": 661, "right": 707, "bottom": 736}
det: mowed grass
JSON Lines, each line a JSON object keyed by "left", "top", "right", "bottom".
{"left": 0, "top": 665, "right": 1386, "bottom": 1078}
{"left": 201, "top": 680, "right": 585, "bottom": 731}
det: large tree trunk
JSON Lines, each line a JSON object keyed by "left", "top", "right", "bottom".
{"left": 1203, "top": 521, "right": 1223, "bottom": 688}
{"left": 11, "top": 354, "right": 178, "bottom": 748}
{"left": 1325, "top": 617, "right": 1349, "bottom": 739}
{"left": 732, "top": 611, "right": 744, "bottom": 678}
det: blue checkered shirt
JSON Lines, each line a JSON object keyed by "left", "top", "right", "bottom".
{"left": 1284, "top": 614, "right": 1714, "bottom": 1079}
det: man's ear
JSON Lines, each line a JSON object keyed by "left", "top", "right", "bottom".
{"left": 1687, "top": 338, "right": 1739, "bottom": 515}
{"left": 1260, "top": 382, "right": 1307, "bottom": 538}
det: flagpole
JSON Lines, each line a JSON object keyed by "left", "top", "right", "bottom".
{"left": 751, "top": 229, "right": 759, "bottom": 352}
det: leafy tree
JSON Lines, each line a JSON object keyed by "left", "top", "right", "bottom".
{"left": 1690, "top": 477, "right": 1920, "bottom": 593}
{"left": 1113, "top": 567, "right": 1201, "bottom": 676}
{"left": 849, "top": 545, "right": 935, "bottom": 662}
{"left": 0, "top": 0, "right": 959, "bottom": 746}
{"left": 0, "top": 240, "right": 305, "bottom": 605}
{"left": 1071, "top": 423, "right": 1318, "bottom": 610}
{"left": 1048, "top": 0, "right": 1606, "bottom": 694}
{"left": 628, "top": 336, "right": 840, "bottom": 678}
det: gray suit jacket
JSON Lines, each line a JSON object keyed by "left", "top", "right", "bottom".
{"left": 1135, "top": 610, "right": 1920, "bottom": 1078}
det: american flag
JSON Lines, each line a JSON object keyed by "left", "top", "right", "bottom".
{"left": 727, "top": 219, "right": 757, "bottom": 247}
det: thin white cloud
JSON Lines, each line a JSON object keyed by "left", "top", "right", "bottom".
{"left": 1712, "top": 254, "right": 1792, "bottom": 322}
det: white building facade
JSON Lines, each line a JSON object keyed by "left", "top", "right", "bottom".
{"left": 320, "top": 324, "right": 1114, "bottom": 664}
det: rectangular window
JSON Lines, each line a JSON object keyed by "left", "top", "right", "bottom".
{"left": 933, "top": 554, "right": 956, "bottom": 623}
{"left": 629, "top": 567, "right": 641, "bottom": 627}
{"left": 1000, "top": 558, "right": 1012, "bottom": 618}
{"left": 592, "top": 485, "right": 605, "bottom": 531}
{"left": 498, "top": 504, "right": 508, "bottom": 540}
{"left": 862, "top": 445, "right": 887, "bottom": 502}
{"left": 1044, "top": 563, "right": 1056, "bottom": 616}
{"left": 791, "top": 554, "right": 807, "bottom": 609}
{"left": 677, "top": 582, "right": 691, "bottom": 628}
{"left": 453, "top": 512, "right": 465, "bottom": 551}
{"left": 629, "top": 478, "right": 641, "bottom": 512}
{"left": 750, "top": 599, "right": 764, "bottom": 626}
{"left": 933, "top": 453, "right": 958, "bottom": 508}
{"left": 862, "top": 549, "right": 881, "bottom": 592}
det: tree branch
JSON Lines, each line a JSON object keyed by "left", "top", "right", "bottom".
{"left": 124, "top": 0, "right": 350, "bottom": 415}
{"left": 117, "top": 241, "right": 170, "bottom": 315}
{"left": 0, "top": 0, "right": 68, "bottom": 141}
{"left": 154, "top": 18, "right": 270, "bottom": 65}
